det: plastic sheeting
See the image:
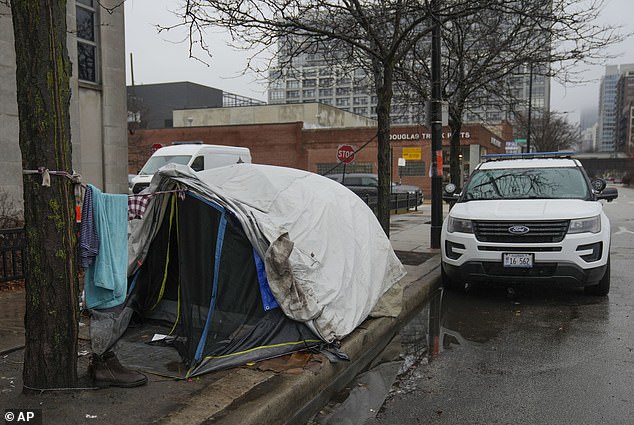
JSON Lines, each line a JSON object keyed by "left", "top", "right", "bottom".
{"left": 129, "top": 164, "right": 406, "bottom": 343}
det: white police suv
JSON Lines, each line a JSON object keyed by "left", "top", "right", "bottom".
{"left": 441, "top": 153, "right": 618, "bottom": 295}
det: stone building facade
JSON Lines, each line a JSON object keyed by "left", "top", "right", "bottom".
{"left": 0, "top": 1, "right": 128, "bottom": 220}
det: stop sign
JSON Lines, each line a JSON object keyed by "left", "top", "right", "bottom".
{"left": 337, "top": 144, "right": 355, "bottom": 164}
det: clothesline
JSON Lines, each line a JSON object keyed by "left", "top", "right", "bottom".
{"left": 22, "top": 168, "right": 187, "bottom": 198}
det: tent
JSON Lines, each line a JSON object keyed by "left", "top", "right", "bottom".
{"left": 126, "top": 164, "right": 406, "bottom": 377}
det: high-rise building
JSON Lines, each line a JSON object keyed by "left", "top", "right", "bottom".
{"left": 597, "top": 64, "right": 634, "bottom": 153}
{"left": 268, "top": 38, "right": 550, "bottom": 129}
{"left": 615, "top": 70, "right": 634, "bottom": 155}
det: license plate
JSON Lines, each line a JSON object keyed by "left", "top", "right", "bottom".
{"left": 503, "top": 253, "right": 533, "bottom": 268}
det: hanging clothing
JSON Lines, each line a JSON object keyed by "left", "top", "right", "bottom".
{"left": 79, "top": 185, "right": 100, "bottom": 268}
{"left": 128, "top": 194, "right": 151, "bottom": 220}
{"left": 84, "top": 184, "right": 128, "bottom": 310}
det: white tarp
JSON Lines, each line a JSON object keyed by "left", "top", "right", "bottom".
{"left": 128, "top": 163, "right": 406, "bottom": 342}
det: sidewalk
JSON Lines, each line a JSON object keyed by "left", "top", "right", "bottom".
{"left": 0, "top": 207, "right": 442, "bottom": 424}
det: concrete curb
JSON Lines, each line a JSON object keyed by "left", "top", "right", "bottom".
{"left": 162, "top": 255, "right": 441, "bottom": 425}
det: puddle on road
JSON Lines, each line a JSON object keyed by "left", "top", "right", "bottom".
{"left": 307, "top": 290, "right": 447, "bottom": 425}
{"left": 307, "top": 285, "right": 610, "bottom": 424}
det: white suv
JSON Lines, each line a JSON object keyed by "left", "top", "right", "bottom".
{"left": 441, "top": 153, "right": 618, "bottom": 295}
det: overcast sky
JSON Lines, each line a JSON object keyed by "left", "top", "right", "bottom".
{"left": 125, "top": 0, "right": 634, "bottom": 126}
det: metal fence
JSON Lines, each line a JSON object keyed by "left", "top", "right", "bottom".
{"left": 0, "top": 228, "right": 26, "bottom": 283}
{"left": 361, "top": 192, "right": 424, "bottom": 215}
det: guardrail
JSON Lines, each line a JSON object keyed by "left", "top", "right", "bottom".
{"left": 0, "top": 228, "right": 26, "bottom": 283}
{"left": 361, "top": 192, "right": 423, "bottom": 214}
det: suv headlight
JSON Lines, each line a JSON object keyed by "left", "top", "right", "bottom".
{"left": 569, "top": 216, "right": 601, "bottom": 234}
{"left": 447, "top": 217, "right": 473, "bottom": 233}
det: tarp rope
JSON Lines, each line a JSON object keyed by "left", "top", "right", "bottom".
{"left": 151, "top": 193, "right": 176, "bottom": 310}
{"left": 168, "top": 204, "right": 182, "bottom": 336}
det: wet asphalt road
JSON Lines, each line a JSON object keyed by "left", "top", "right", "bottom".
{"left": 368, "top": 186, "right": 634, "bottom": 425}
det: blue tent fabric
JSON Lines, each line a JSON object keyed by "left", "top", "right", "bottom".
{"left": 84, "top": 184, "right": 128, "bottom": 310}
{"left": 254, "top": 248, "right": 279, "bottom": 311}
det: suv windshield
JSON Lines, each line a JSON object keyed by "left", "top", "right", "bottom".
{"left": 139, "top": 155, "right": 192, "bottom": 175}
{"left": 462, "top": 167, "right": 590, "bottom": 201}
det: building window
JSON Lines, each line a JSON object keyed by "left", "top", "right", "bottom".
{"left": 269, "top": 90, "right": 285, "bottom": 102}
{"left": 319, "top": 78, "right": 333, "bottom": 87}
{"left": 76, "top": 0, "right": 98, "bottom": 83}
{"left": 319, "top": 88, "right": 333, "bottom": 97}
{"left": 303, "top": 89, "right": 316, "bottom": 98}
{"left": 286, "top": 80, "right": 300, "bottom": 89}
{"left": 287, "top": 90, "right": 300, "bottom": 98}
{"left": 336, "top": 87, "right": 351, "bottom": 96}
{"left": 336, "top": 97, "right": 350, "bottom": 106}
{"left": 399, "top": 160, "right": 426, "bottom": 176}
{"left": 303, "top": 79, "right": 317, "bottom": 88}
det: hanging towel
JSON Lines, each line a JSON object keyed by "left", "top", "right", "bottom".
{"left": 84, "top": 184, "right": 128, "bottom": 310}
{"left": 79, "top": 185, "right": 100, "bottom": 268}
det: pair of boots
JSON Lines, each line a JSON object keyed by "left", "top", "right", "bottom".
{"left": 89, "top": 351, "right": 148, "bottom": 388}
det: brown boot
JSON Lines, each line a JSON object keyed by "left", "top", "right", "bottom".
{"left": 89, "top": 351, "right": 148, "bottom": 388}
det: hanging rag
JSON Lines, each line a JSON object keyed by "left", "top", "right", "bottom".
{"left": 128, "top": 194, "right": 151, "bottom": 220}
{"left": 84, "top": 184, "right": 128, "bottom": 310}
{"left": 79, "top": 185, "right": 100, "bottom": 268}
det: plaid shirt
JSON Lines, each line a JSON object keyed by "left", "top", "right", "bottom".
{"left": 128, "top": 195, "right": 150, "bottom": 220}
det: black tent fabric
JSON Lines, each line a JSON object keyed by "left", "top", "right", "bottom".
{"left": 129, "top": 192, "right": 322, "bottom": 377}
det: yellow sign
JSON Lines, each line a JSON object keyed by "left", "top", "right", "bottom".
{"left": 402, "top": 147, "right": 421, "bottom": 161}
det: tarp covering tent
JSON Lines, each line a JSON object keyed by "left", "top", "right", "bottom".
{"left": 126, "top": 163, "right": 406, "bottom": 376}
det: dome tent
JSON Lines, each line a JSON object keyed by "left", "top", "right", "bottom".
{"left": 125, "top": 163, "right": 406, "bottom": 377}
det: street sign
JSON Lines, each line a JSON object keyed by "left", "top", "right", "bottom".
{"left": 402, "top": 147, "right": 421, "bottom": 160}
{"left": 337, "top": 144, "right": 355, "bottom": 164}
{"left": 150, "top": 143, "right": 163, "bottom": 154}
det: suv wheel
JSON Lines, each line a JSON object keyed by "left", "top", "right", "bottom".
{"left": 584, "top": 257, "right": 610, "bottom": 296}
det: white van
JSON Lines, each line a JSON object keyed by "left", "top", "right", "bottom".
{"left": 129, "top": 144, "right": 251, "bottom": 194}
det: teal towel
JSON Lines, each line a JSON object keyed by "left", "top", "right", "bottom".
{"left": 84, "top": 184, "right": 128, "bottom": 309}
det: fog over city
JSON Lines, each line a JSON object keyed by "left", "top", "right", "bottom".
{"left": 125, "top": 0, "right": 634, "bottom": 127}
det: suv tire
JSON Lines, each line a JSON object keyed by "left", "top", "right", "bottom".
{"left": 584, "top": 256, "right": 610, "bottom": 296}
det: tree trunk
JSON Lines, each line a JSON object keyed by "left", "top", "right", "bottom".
{"left": 448, "top": 109, "right": 463, "bottom": 189}
{"left": 11, "top": 0, "right": 79, "bottom": 391}
{"left": 373, "top": 59, "right": 394, "bottom": 236}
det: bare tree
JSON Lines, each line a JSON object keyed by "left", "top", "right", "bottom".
{"left": 10, "top": 0, "right": 79, "bottom": 391}
{"left": 514, "top": 110, "right": 581, "bottom": 152}
{"left": 397, "top": 0, "right": 624, "bottom": 188}
{"left": 170, "top": 0, "right": 499, "bottom": 235}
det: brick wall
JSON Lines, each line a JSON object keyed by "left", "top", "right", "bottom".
{"left": 128, "top": 122, "right": 304, "bottom": 173}
{"left": 128, "top": 123, "right": 505, "bottom": 197}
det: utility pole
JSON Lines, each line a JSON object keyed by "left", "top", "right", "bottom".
{"left": 430, "top": 0, "right": 443, "bottom": 249}
{"left": 526, "top": 63, "right": 533, "bottom": 153}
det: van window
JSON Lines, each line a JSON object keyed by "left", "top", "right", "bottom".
{"left": 139, "top": 155, "right": 192, "bottom": 175}
{"left": 191, "top": 155, "right": 204, "bottom": 171}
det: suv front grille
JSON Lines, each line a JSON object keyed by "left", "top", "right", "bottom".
{"left": 473, "top": 220, "right": 570, "bottom": 243}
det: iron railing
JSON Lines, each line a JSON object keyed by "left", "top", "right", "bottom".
{"left": 0, "top": 228, "right": 26, "bottom": 283}
{"left": 361, "top": 192, "right": 424, "bottom": 215}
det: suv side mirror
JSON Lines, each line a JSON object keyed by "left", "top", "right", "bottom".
{"left": 443, "top": 183, "right": 460, "bottom": 204}
{"left": 591, "top": 178, "right": 607, "bottom": 192}
{"left": 596, "top": 185, "right": 618, "bottom": 202}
